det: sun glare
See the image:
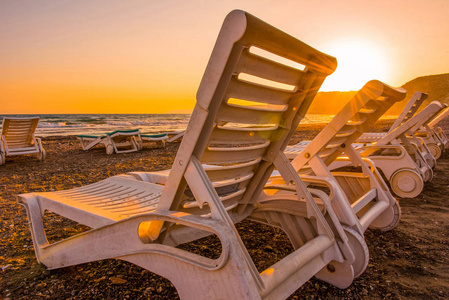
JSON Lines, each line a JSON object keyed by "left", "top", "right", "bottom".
{"left": 320, "top": 39, "right": 389, "bottom": 91}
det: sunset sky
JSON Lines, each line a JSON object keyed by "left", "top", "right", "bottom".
{"left": 1, "top": 0, "right": 448, "bottom": 114}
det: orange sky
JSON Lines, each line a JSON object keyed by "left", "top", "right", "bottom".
{"left": 1, "top": 0, "right": 448, "bottom": 114}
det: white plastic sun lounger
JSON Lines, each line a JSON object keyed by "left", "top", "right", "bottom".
{"left": 427, "top": 105, "right": 449, "bottom": 149}
{"left": 0, "top": 117, "right": 45, "bottom": 165}
{"left": 279, "top": 80, "right": 406, "bottom": 235}
{"left": 140, "top": 133, "right": 168, "bottom": 148}
{"left": 414, "top": 105, "right": 449, "bottom": 158}
{"left": 18, "top": 10, "right": 370, "bottom": 299}
{"left": 387, "top": 91, "right": 427, "bottom": 133}
{"left": 77, "top": 129, "right": 142, "bottom": 154}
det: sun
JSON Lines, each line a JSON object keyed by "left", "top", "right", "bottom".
{"left": 319, "top": 39, "right": 390, "bottom": 91}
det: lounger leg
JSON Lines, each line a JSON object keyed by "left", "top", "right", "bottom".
{"left": 156, "top": 140, "right": 166, "bottom": 148}
{"left": 17, "top": 194, "right": 51, "bottom": 266}
{"left": 104, "top": 138, "right": 115, "bottom": 154}
{"left": 0, "top": 143, "right": 5, "bottom": 165}
{"left": 135, "top": 137, "right": 143, "bottom": 150}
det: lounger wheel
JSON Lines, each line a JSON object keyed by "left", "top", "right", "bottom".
{"left": 342, "top": 225, "right": 369, "bottom": 278}
{"left": 315, "top": 225, "right": 368, "bottom": 286}
{"left": 106, "top": 144, "right": 114, "bottom": 155}
{"left": 369, "top": 200, "right": 401, "bottom": 232}
{"left": 38, "top": 149, "right": 46, "bottom": 161}
{"left": 390, "top": 169, "right": 423, "bottom": 198}
{"left": 427, "top": 143, "right": 442, "bottom": 160}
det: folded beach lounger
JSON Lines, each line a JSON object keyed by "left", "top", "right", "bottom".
{"left": 18, "top": 10, "right": 371, "bottom": 299}
{"left": 140, "top": 133, "right": 168, "bottom": 148}
{"left": 360, "top": 91, "right": 427, "bottom": 137}
{"left": 0, "top": 117, "right": 45, "bottom": 165}
{"left": 278, "top": 80, "right": 406, "bottom": 235}
{"left": 77, "top": 129, "right": 142, "bottom": 154}
{"left": 414, "top": 105, "right": 449, "bottom": 157}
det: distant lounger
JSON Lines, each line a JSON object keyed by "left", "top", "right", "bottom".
{"left": 140, "top": 133, "right": 168, "bottom": 148}
{"left": 414, "top": 105, "right": 449, "bottom": 158}
{"left": 77, "top": 129, "right": 142, "bottom": 154}
{"left": 0, "top": 117, "right": 45, "bottom": 165}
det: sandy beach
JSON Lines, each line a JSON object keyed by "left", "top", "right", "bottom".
{"left": 1, "top": 120, "right": 448, "bottom": 299}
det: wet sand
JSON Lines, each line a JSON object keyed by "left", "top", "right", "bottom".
{"left": 1, "top": 120, "right": 448, "bottom": 299}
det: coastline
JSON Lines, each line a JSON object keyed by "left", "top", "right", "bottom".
{"left": 1, "top": 121, "right": 448, "bottom": 299}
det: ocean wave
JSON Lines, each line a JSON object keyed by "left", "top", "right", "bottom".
{"left": 38, "top": 122, "right": 87, "bottom": 128}
{"left": 105, "top": 120, "right": 170, "bottom": 126}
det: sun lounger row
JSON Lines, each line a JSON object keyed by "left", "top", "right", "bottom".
{"left": 285, "top": 93, "right": 449, "bottom": 198}
{"left": 0, "top": 121, "right": 169, "bottom": 164}
{"left": 15, "top": 10, "right": 449, "bottom": 299}
{"left": 77, "top": 130, "right": 168, "bottom": 154}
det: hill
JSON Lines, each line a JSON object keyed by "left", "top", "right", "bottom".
{"left": 308, "top": 73, "right": 449, "bottom": 115}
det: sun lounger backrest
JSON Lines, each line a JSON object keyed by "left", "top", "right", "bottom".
{"left": 1, "top": 117, "right": 40, "bottom": 149}
{"left": 427, "top": 105, "right": 449, "bottom": 129}
{"left": 410, "top": 102, "right": 447, "bottom": 132}
{"left": 377, "top": 101, "right": 445, "bottom": 145}
{"left": 388, "top": 92, "right": 427, "bottom": 132}
{"left": 290, "top": 81, "right": 406, "bottom": 170}
{"left": 157, "top": 10, "right": 337, "bottom": 214}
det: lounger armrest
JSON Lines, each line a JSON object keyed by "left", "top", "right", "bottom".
{"left": 128, "top": 171, "right": 170, "bottom": 184}
{"left": 18, "top": 200, "right": 235, "bottom": 270}
{"left": 358, "top": 144, "right": 407, "bottom": 157}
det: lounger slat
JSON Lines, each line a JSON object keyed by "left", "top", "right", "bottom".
{"left": 335, "top": 128, "right": 357, "bottom": 138}
{"left": 201, "top": 145, "right": 268, "bottom": 164}
{"left": 54, "top": 181, "right": 116, "bottom": 196}
{"left": 87, "top": 189, "right": 147, "bottom": 206}
{"left": 95, "top": 192, "right": 161, "bottom": 209}
{"left": 204, "top": 159, "right": 260, "bottom": 182}
{"left": 78, "top": 187, "right": 160, "bottom": 205}
{"left": 216, "top": 102, "right": 284, "bottom": 125}
{"left": 225, "top": 76, "right": 293, "bottom": 105}
{"left": 209, "top": 126, "right": 276, "bottom": 144}
{"left": 236, "top": 48, "right": 305, "bottom": 87}
{"left": 39, "top": 177, "right": 164, "bottom": 222}
{"left": 107, "top": 194, "right": 163, "bottom": 211}
{"left": 64, "top": 186, "right": 133, "bottom": 202}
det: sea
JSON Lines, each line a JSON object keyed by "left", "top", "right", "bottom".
{"left": 0, "top": 114, "right": 395, "bottom": 137}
